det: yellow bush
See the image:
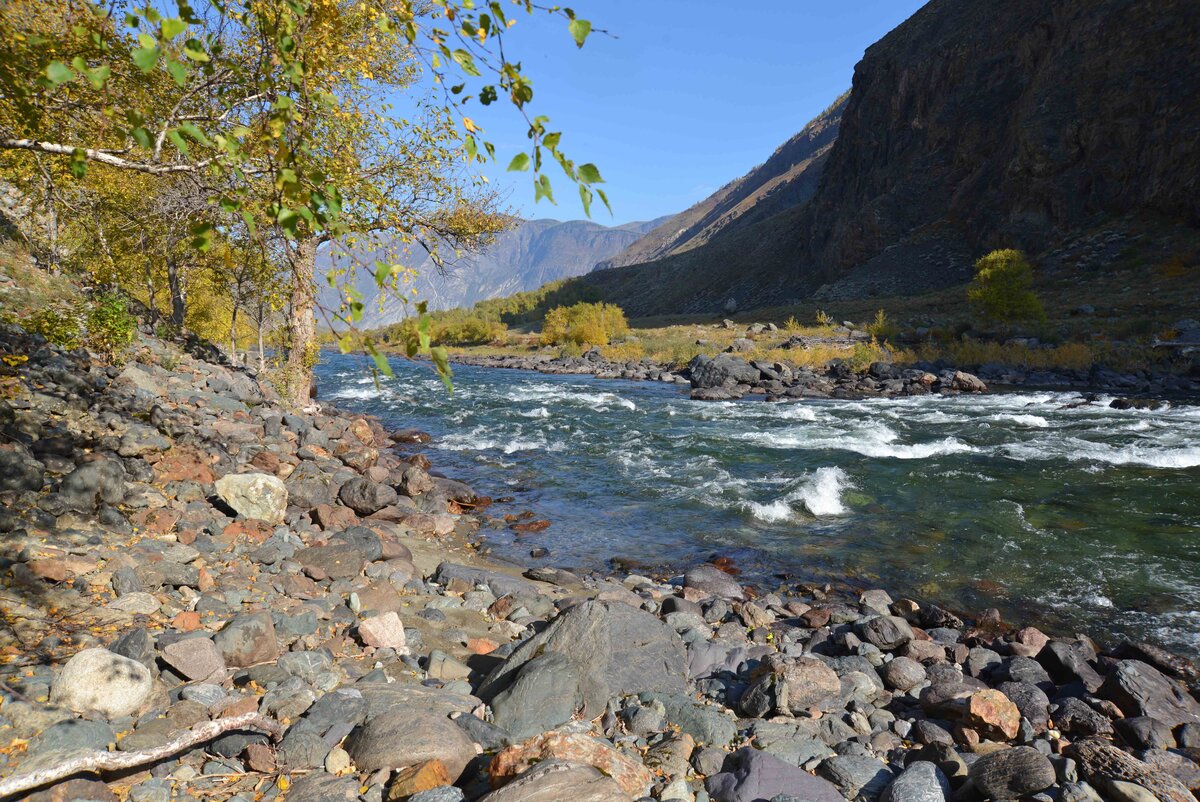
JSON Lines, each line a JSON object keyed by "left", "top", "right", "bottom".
{"left": 967, "top": 249, "right": 1046, "bottom": 323}
{"left": 539, "top": 302, "right": 629, "bottom": 346}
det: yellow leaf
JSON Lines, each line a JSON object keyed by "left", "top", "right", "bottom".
{"left": 462, "top": 117, "right": 479, "bottom": 133}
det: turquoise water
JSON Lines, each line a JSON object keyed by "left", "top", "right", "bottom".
{"left": 317, "top": 354, "right": 1200, "bottom": 655}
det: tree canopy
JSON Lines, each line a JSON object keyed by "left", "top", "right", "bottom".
{"left": 0, "top": 0, "right": 606, "bottom": 402}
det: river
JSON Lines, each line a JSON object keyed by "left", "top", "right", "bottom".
{"left": 316, "top": 354, "right": 1200, "bottom": 655}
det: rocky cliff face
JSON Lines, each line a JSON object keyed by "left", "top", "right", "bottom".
{"left": 575, "top": 0, "right": 1200, "bottom": 316}
{"left": 599, "top": 94, "right": 846, "bottom": 270}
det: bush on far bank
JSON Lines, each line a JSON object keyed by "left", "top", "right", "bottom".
{"left": 539, "top": 301, "right": 629, "bottom": 346}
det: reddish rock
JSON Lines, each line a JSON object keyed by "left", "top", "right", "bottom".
{"left": 386, "top": 760, "right": 451, "bottom": 800}
{"left": 154, "top": 446, "right": 216, "bottom": 484}
{"left": 962, "top": 689, "right": 1021, "bottom": 741}
{"left": 1011, "top": 626, "right": 1050, "bottom": 657}
{"left": 348, "top": 418, "right": 376, "bottom": 446}
{"left": 250, "top": 450, "right": 281, "bottom": 473}
{"left": 173, "top": 611, "right": 202, "bottom": 632}
{"left": 511, "top": 520, "right": 551, "bottom": 534}
{"left": 312, "top": 503, "right": 359, "bottom": 530}
{"left": 358, "top": 612, "right": 408, "bottom": 652}
{"left": 489, "top": 730, "right": 653, "bottom": 798}
{"left": 130, "top": 507, "right": 182, "bottom": 536}
{"left": 26, "top": 779, "right": 118, "bottom": 802}
{"left": 223, "top": 519, "right": 274, "bottom": 544}
{"left": 467, "top": 637, "right": 499, "bottom": 655}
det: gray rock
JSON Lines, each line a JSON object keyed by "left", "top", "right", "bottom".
{"left": 882, "top": 657, "right": 927, "bottom": 691}
{"left": 58, "top": 458, "right": 126, "bottom": 511}
{"left": 294, "top": 544, "right": 366, "bottom": 579}
{"left": 280, "top": 722, "right": 331, "bottom": 769}
{"left": 433, "top": 562, "right": 537, "bottom": 598}
{"left": 1099, "top": 659, "right": 1200, "bottom": 727}
{"left": 490, "top": 652, "right": 582, "bottom": 741}
{"left": 160, "top": 637, "right": 225, "bottom": 681}
{"left": 968, "top": 746, "right": 1055, "bottom": 799}
{"left": 478, "top": 760, "right": 627, "bottom": 802}
{"left": 285, "top": 461, "right": 338, "bottom": 510}
{"left": 818, "top": 755, "right": 894, "bottom": 800}
{"left": 0, "top": 442, "right": 43, "bottom": 492}
{"left": 284, "top": 773, "right": 361, "bottom": 802}
{"left": 214, "top": 472, "right": 287, "bottom": 524}
{"left": 213, "top": 612, "right": 278, "bottom": 667}
{"left": 706, "top": 747, "right": 844, "bottom": 802}
{"left": 881, "top": 761, "right": 950, "bottom": 802}
{"left": 683, "top": 564, "right": 744, "bottom": 600}
{"left": 344, "top": 709, "right": 476, "bottom": 780}
{"left": 28, "top": 719, "right": 115, "bottom": 758}
{"left": 1116, "top": 716, "right": 1175, "bottom": 750}
{"left": 857, "top": 616, "right": 914, "bottom": 650}
{"left": 410, "top": 789, "right": 466, "bottom": 802}
{"left": 277, "top": 650, "right": 333, "bottom": 683}
{"left": 337, "top": 477, "right": 397, "bottom": 516}
{"left": 640, "top": 692, "right": 737, "bottom": 747}
{"left": 50, "top": 648, "right": 154, "bottom": 718}
{"left": 689, "top": 354, "right": 761, "bottom": 390}
{"left": 480, "top": 600, "right": 687, "bottom": 717}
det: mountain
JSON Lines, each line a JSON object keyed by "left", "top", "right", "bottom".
{"left": 599, "top": 93, "right": 847, "bottom": 270}
{"left": 321, "top": 217, "right": 665, "bottom": 329}
{"left": 555, "top": 0, "right": 1200, "bottom": 317}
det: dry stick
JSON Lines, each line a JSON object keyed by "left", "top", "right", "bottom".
{"left": 0, "top": 712, "right": 285, "bottom": 800}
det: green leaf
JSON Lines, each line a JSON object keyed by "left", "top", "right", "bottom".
{"left": 374, "top": 261, "right": 394, "bottom": 288}
{"left": 166, "top": 59, "right": 188, "bottom": 86}
{"left": 369, "top": 346, "right": 394, "bottom": 378}
{"left": 45, "top": 61, "right": 74, "bottom": 87}
{"left": 68, "top": 148, "right": 88, "bottom": 179}
{"left": 543, "top": 132, "right": 561, "bottom": 150}
{"left": 568, "top": 18, "right": 591, "bottom": 48}
{"left": 276, "top": 207, "right": 299, "bottom": 237}
{"left": 430, "top": 346, "right": 454, "bottom": 392}
{"left": 578, "top": 185, "right": 592, "bottom": 217}
{"left": 506, "top": 152, "right": 530, "bottom": 172}
{"left": 161, "top": 17, "right": 187, "bottom": 38}
{"left": 131, "top": 45, "right": 160, "bottom": 72}
{"left": 577, "top": 163, "right": 603, "bottom": 184}
{"left": 71, "top": 58, "right": 111, "bottom": 89}
{"left": 534, "top": 174, "right": 555, "bottom": 204}
{"left": 178, "top": 122, "right": 210, "bottom": 146}
{"left": 596, "top": 188, "right": 612, "bottom": 215}
{"left": 167, "top": 129, "right": 189, "bottom": 155}
{"left": 349, "top": 300, "right": 364, "bottom": 323}
{"left": 451, "top": 49, "right": 481, "bottom": 77}
{"left": 190, "top": 222, "right": 214, "bottom": 252}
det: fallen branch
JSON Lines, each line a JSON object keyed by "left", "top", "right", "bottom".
{"left": 0, "top": 712, "right": 284, "bottom": 800}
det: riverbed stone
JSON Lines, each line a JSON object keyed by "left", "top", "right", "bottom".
{"left": 213, "top": 611, "right": 278, "bottom": 667}
{"left": 50, "top": 648, "right": 154, "bottom": 718}
{"left": 1099, "top": 659, "right": 1200, "bottom": 727}
{"left": 159, "top": 637, "right": 226, "bottom": 681}
{"left": 490, "top": 652, "right": 583, "bottom": 741}
{"left": 480, "top": 599, "right": 686, "bottom": 717}
{"left": 706, "top": 747, "right": 844, "bottom": 802}
{"left": 683, "top": 564, "right": 744, "bottom": 600}
{"left": 214, "top": 472, "right": 287, "bottom": 524}
{"left": 881, "top": 761, "right": 951, "bottom": 802}
{"left": 479, "top": 760, "right": 627, "bottom": 802}
{"left": 344, "top": 708, "right": 476, "bottom": 779}
{"left": 858, "top": 615, "right": 914, "bottom": 650}
{"left": 968, "top": 746, "right": 1055, "bottom": 798}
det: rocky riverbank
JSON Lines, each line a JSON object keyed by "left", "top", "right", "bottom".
{"left": 452, "top": 352, "right": 991, "bottom": 402}
{"left": 1, "top": 322, "right": 1199, "bottom": 802}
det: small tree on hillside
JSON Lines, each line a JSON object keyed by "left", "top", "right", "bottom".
{"left": 967, "top": 249, "right": 1046, "bottom": 324}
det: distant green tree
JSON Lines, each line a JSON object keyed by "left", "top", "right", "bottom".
{"left": 540, "top": 301, "right": 628, "bottom": 346}
{"left": 967, "top": 249, "right": 1046, "bottom": 323}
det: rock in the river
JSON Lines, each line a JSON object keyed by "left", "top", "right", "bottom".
{"left": 344, "top": 709, "right": 476, "bottom": 780}
{"left": 214, "top": 472, "right": 287, "bottom": 524}
{"left": 479, "top": 760, "right": 627, "bottom": 802}
{"left": 213, "top": 611, "right": 278, "bottom": 667}
{"left": 50, "top": 648, "right": 153, "bottom": 718}
{"left": 689, "top": 354, "right": 761, "bottom": 389}
{"left": 968, "top": 746, "right": 1056, "bottom": 799}
{"left": 881, "top": 761, "right": 951, "bottom": 802}
{"left": 1099, "top": 659, "right": 1200, "bottom": 727}
{"left": 480, "top": 600, "right": 686, "bottom": 717}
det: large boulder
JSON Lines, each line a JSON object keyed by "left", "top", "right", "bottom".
{"left": 489, "top": 652, "right": 583, "bottom": 741}
{"left": 1098, "top": 659, "right": 1200, "bottom": 727}
{"left": 688, "top": 354, "right": 761, "bottom": 389}
{"left": 50, "top": 648, "right": 153, "bottom": 718}
{"left": 479, "top": 600, "right": 686, "bottom": 717}
{"left": 214, "top": 472, "right": 287, "bottom": 524}
{"left": 967, "top": 747, "right": 1055, "bottom": 799}
{"left": 57, "top": 458, "right": 126, "bottom": 511}
{"left": 344, "top": 709, "right": 476, "bottom": 780}
{"left": 285, "top": 461, "right": 339, "bottom": 510}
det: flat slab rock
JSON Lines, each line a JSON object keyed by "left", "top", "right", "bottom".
{"left": 479, "top": 760, "right": 627, "bottom": 802}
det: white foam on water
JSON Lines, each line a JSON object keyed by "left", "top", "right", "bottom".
{"left": 522, "top": 407, "right": 551, "bottom": 418}
{"left": 743, "top": 467, "right": 851, "bottom": 521}
{"left": 327, "top": 385, "right": 384, "bottom": 401}
{"left": 991, "top": 414, "right": 1051, "bottom": 428}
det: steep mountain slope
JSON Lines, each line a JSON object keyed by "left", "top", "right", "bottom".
{"left": 599, "top": 94, "right": 847, "bottom": 270}
{"left": 570, "top": 0, "right": 1200, "bottom": 317}
{"left": 321, "top": 217, "right": 664, "bottom": 328}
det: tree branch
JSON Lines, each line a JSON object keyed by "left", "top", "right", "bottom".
{"left": 0, "top": 712, "right": 284, "bottom": 800}
{"left": 0, "top": 139, "right": 212, "bottom": 175}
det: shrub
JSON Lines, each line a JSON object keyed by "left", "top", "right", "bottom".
{"left": 865, "top": 309, "right": 898, "bottom": 342}
{"left": 435, "top": 315, "right": 507, "bottom": 346}
{"left": 539, "top": 302, "right": 629, "bottom": 346}
{"left": 967, "top": 249, "right": 1046, "bottom": 323}
{"left": 85, "top": 293, "right": 138, "bottom": 360}
{"left": 783, "top": 315, "right": 803, "bottom": 333}
{"left": 815, "top": 309, "right": 833, "bottom": 327}
{"left": 25, "top": 305, "right": 83, "bottom": 349}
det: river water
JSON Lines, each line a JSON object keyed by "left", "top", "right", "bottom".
{"left": 316, "top": 354, "right": 1200, "bottom": 655}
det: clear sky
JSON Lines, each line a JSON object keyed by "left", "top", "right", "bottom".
{"left": 466, "top": 0, "right": 929, "bottom": 226}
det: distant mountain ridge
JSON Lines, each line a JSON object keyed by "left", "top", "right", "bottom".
{"left": 599, "top": 93, "right": 847, "bottom": 270}
{"left": 548, "top": 0, "right": 1200, "bottom": 318}
{"left": 322, "top": 216, "right": 665, "bottom": 329}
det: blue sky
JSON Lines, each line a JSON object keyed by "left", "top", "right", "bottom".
{"left": 465, "top": 0, "right": 928, "bottom": 226}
